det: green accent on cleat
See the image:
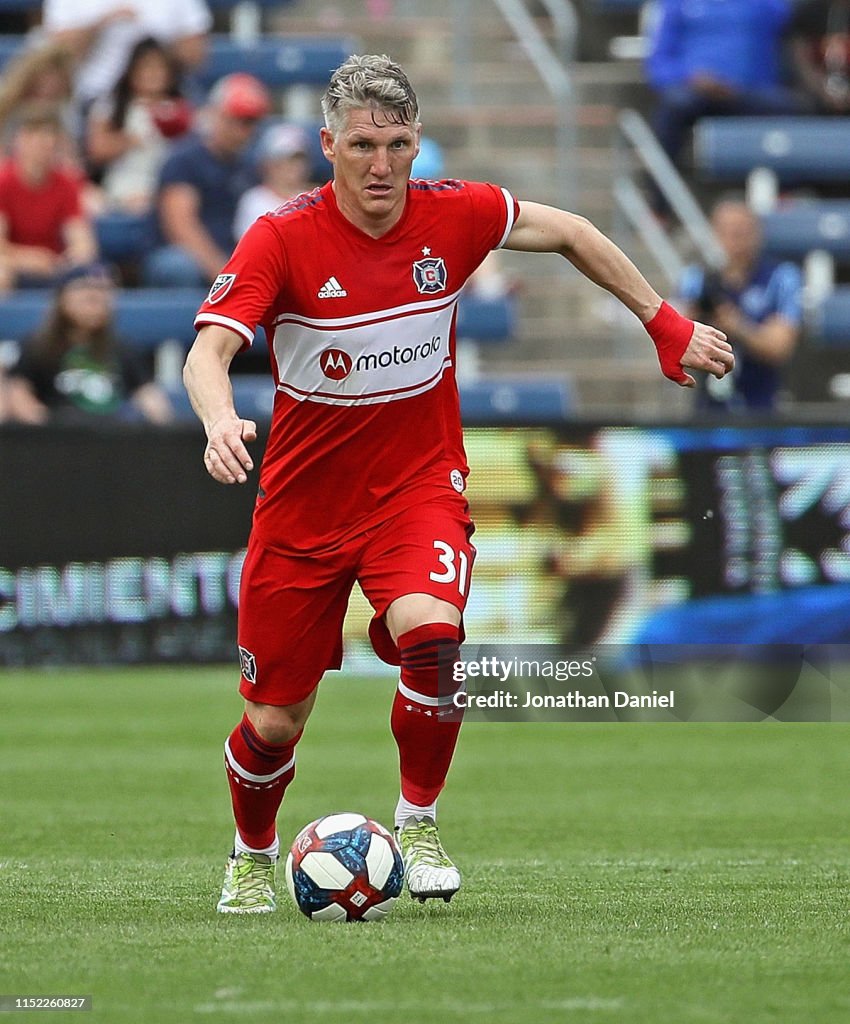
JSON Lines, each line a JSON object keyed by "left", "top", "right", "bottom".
{"left": 396, "top": 816, "right": 461, "bottom": 902}
{"left": 216, "top": 851, "right": 277, "bottom": 914}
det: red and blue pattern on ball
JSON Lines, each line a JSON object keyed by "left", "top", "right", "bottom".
{"left": 286, "top": 813, "right": 404, "bottom": 921}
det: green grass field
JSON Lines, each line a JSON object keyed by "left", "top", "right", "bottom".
{"left": 1, "top": 666, "right": 848, "bottom": 1023}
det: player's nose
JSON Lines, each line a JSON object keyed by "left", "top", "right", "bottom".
{"left": 370, "top": 148, "right": 392, "bottom": 176}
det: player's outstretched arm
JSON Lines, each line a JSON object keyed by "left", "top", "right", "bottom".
{"left": 183, "top": 325, "right": 257, "bottom": 485}
{"left": 504, "top": 201, "right": 734, "bottom": 387}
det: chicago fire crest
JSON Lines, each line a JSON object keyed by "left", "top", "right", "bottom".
{"left": 412, "top": 257, "right": 447, "bottom": 295}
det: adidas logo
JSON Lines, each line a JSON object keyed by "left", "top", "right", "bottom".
{"left": 318, "top": 276, "right": 348, "bottom": 299}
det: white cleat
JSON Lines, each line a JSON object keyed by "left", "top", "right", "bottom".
{"left": 216, "top": 851, "right": 277, "bottom": 914}
{"left": 395, "top": 816, "right": 461, "bottom": 903}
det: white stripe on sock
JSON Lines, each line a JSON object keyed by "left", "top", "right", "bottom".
{"left": 224, "top": 738, "right": 295, "bottom": 783}
{"left": 397, "top": 678, "right": 465, "bottom": 708}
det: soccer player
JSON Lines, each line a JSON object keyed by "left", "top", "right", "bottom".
{"left": 183, "top": 54, "right": 733, "bottom": 914}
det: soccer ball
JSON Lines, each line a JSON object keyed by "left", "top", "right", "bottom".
{"left": 285, "top": 812, "right": 404, "bottom": 921}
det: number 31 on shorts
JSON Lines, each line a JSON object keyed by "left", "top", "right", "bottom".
{"left": 429, "top": 540, "right": 473, "bottom": 597}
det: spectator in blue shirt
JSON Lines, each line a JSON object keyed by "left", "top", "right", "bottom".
{"left": 677, "top": 198, "right": 801, "bottom": 411}
{"left": 144, "top": 73, "right": 269, "bottom": 286}
{"left": 647, "top": 0, "right": 806, "bottom": 199}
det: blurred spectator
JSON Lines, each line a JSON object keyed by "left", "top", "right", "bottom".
{"left": 0, "top": 41, "right": 78, "bottom": 148}
{"left": 42, "top": 0, "right": 212, "bottom": 110}
{"left": 789, "top": 0, "right": 850, "bottom": 114}
{"left": 234, "top": 124, "right": 312, "bottom": 239}
{"left": 87, "top": 36, "right": 193, "bottom": 213}
{"left": 646, "top": 0, "right": 805, "bottom": 190}
{"left": 5, "top": 263, "right": 172, "bottom": 424}
{"left": 0, "top": 104, "right": 98, "bottom": 291}
{"left": 145, "top": 73, "right": 270, "bottom": 287}
{"left": 677, "top": 199, "right": 801, "bottom": 412}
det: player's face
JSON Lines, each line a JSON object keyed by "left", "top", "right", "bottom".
{"left": 321, "top": 108, "right": 421, "bottom": 233}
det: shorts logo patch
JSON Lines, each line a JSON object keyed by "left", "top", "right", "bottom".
{"left": 238, "top": 646, "right": 257, "bottom": 684}
{"left": 207, "top": 273, "right": 236, "bottom": 304}
{"left": 450, "top": 469, "right": 465, "bottom": 493}
{"left": 320, "top": 348, "right": 353, "bottom": 380}
{"left": 412, "top": 256, "right": 447, "bottom": 294}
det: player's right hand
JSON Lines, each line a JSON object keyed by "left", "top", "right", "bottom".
{"left": 204, "top": 416, "right": 257, "bottom": 485}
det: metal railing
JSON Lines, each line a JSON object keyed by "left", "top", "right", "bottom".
{"left": 614, "top": 108, "right": 725, "bottom": 286}
{"left": 452, "top": 0, "right": 577, "bottom": 210}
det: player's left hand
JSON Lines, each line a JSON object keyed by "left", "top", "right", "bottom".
{"left": 204, "top": 415, "right": 257, "bottom": 485}
{"left": 682, "top": 320, "right": 734, "bottom": 385}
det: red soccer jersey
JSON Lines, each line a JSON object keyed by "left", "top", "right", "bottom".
{"left": 0, "top": 160, "right": 83, "bottom": 252}
{"left": 194, "top": 178, "right": 519, "bottom": 554}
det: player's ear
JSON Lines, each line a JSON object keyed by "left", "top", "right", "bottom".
{"left": 413, "top": 122, "right": 422, "bottom": 160}
{"left": 319, "top": 126, "right": 335, "bottom": 164}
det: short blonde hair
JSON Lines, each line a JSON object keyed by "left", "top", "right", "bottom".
{"left": 322, "top": 54, "right": 419, "bottom": 137}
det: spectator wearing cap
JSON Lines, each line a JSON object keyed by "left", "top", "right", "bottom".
{"left": 0, "top": 103, "right": 98, "bottom": 292}
{"left": 5, "top": 262, "right": 173, "bottom": 424}
{"left": 233, "top": 123, "right": 313, "bottom": 239}
{"left": 145, "top": 73, "right": 270, "bottom": 287}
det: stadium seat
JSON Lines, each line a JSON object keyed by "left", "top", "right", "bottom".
{"left": 0, "top": 289, "right": 207, "bottom": 350}
{"left": 809, "top": 288, "right": 850, "bottom": 348}
{"left": 0, "top": 35, "right": 22, "bottom": 73}
{"left": 694, "top": 117, "right": 850, "bottom": 183}
{"left": 456, "top": 293, "right": 518, "bottom": 343}
{"left": 761, "top": 201, "right": 850, "bottom": 264}
{"left": 94, "top": 212, "right": 151, "bottom": 263}
{"left": 167, "top": 377, "right": 573, "bottom": 423}
{"left": 459, "top": 378, "right": 573, "bottom": 422}
{"left": 196, "top": 35, "right": 357, "bottom": 90}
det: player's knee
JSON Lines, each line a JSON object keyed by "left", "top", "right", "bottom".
{"left": 244, "top": 700, "right": 307, "bottom": 745}
{"left": 385, "top": 594, "right": 461, "bottom": 644}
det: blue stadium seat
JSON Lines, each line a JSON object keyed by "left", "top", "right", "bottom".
{"left": 459, "top": 378, "right": 573, "bottom": 422}
{"left": 0, "top": 289, "right": 207, "bottom": 350}
{"left": 761, "top": 202, "right": 850, "bottom": 263}
{"left": 167, "top": 375, "right": 574, "bottom": 423}
{"left": 166, "top": 374, "right": 275, "bottom": 420}
{"left": 0, "top": 35, "right": 22, "bottom": 73}
{"left": 94, "top": 212, "right": 151, "bottom": 263}
{"left": 456, "top": 293, "right": 518, "bottom": 343}
{"left": 694, "top": 117, "right": 850, "bottom": 183}
{"left": 196, "top": 35, "right": 356, "bottom": 90}
{"left": 809, "top": 289, "right": 850, "bottom": 348}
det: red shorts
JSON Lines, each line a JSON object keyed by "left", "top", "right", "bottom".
{"left": 236, "top": 496, "right": 476, "bottom": 706}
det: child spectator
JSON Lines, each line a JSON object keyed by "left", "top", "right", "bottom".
{"left": 5, "top": 263, "right": 172, "bottom": 424}
{"left": 0, "top": 103, "right": 98, "bottom": 290}
{"left": 233, "top": 123, "right": 312, "bottom": 238}
{"left": 87, "top": 36, "right": 193, "bottom": 213}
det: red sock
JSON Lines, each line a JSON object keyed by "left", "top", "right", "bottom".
{"left": 224, "top": 713, "right": 301, "bottom": 851}
{"left": 391, "top": 623, "right": 464, "bottom": 806}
